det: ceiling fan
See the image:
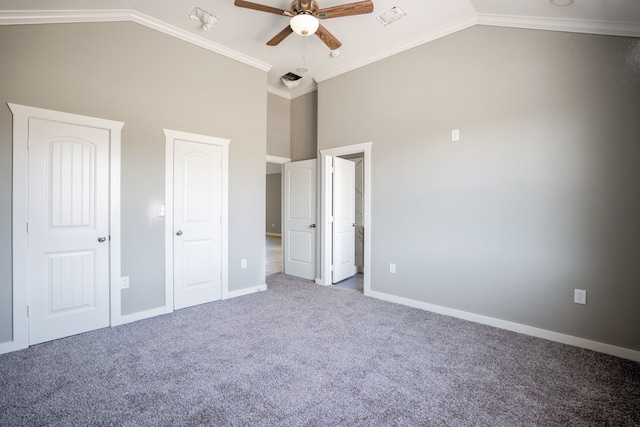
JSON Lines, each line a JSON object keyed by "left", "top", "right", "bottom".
{"left": 234, "top": 0, "right": 374, "bottom": 50}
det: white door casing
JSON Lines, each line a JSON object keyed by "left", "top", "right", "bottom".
{"left": 332, "top": 157, "right": 357, "bottom": 283}
{"left": 7, "top": 103, "right": 123, "bottom": 355}
{"left": 284, "top": 159, "right": 317, "bottom": 280}
{"left": 164, "top": 129, "right": 229, "bottom": 309}
{"left": 173, "top": 140, "right": 223, "bottom": 309}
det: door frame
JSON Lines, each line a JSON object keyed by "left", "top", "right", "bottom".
{"left": 318, "top": 142, "right": 372, "bottom": 294}
{"left": 164, "top": 129, "right": 230, "bottom": 306}
{"left": 6, "top": 103, "right": 123, "bottom": 354}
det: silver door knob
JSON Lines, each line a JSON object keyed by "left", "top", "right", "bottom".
{"left": 310, "top": 224, "right": 316, "bottom": 228}
{"left": 98, "top": 236, "right": 106, "bottom": 242}
{"left": 176, "top": 230, "right": 183, "bottom": 236}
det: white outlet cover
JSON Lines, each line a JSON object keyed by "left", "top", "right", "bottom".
{"left": 574, "top": 289, "right": 587, "bottom": 304}
{"left": 452, "top": 129, "right": 460, "bottom": 141}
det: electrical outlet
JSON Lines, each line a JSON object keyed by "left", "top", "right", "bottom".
{"left": 121, "top": 276, "right": 130, "bottom": 289}
{"left": 389, "top": 263, "right": 396, "bottom": 274}
{"left": 452, "top": 129, "right": 460, "bottom": 141}
{"left": 574, "top": 289, "right": 586, "bottom": 305}
{"left": 241, "top": 259, "right": 247, "bottom": 269}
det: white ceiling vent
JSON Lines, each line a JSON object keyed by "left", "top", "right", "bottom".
{"left": 378, "top": 6, "right": 406, "bottom": 26}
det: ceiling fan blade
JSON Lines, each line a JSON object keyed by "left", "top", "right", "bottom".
{"left": 267, "top": 26, "right": 294, "bottom": 46}
{"left": 317, "top": 0, "right": 373, "bottom": 19}
{"left": 234, "top": 0, "right": 291, "bottom": 16}
{"left": 315, "top": 24, "right": 342, "bottom": 50}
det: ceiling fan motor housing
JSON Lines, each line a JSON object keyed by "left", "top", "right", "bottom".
{"left": 291, "top": 0, "right": 320, "bottom": 16}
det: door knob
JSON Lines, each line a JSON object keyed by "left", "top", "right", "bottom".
{"left": 98, "top": 236, "right": 106, "bottom": 242}
{"left": 310, "top": 224, "right": 316, "bottom": 228}
{"left": 176, "top": 230, "right": 183, "bottom": 236}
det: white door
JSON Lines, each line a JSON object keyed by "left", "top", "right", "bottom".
{"left": 332, "top": 157, "right": 356, "bottom": 283}
{"left": 173, "top": 140, "right": 222, "bottom": 309}
{"left": 28, "top": 118, "right": 110, "bottom": 345}
{"left": 284, "top": 159, "right": 317, "bottom": 280}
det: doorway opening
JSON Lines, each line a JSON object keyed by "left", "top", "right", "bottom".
{"left": 265, "top": 156, "right": 290, "bottom": 277}
{"left": 319, "top": 142, "right": 372, "bottom": 295}
{"left": 333, "top": 153, "right": 364, "bottom": 292}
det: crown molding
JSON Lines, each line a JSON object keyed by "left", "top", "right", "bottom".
{"left": 314, "top": 14, "right": 478, "bottom": 83}
{"left": 1, "top": 9, "right": 637, "bottom": 89}
{"left": 0, "top": 9, "right": 271, "bottom": 72}
{"left": 477, "top": 13, "right": 640, "bottom": 38}
{"left": 268, "top": 83, "right": 318, "bottom": 100}
{"left": 267, "top": 86, "right": 293, "bottom": 100}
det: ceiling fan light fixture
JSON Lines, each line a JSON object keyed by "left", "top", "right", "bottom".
{"left": 290, "top": 13, "right": 319, "bottom": 36}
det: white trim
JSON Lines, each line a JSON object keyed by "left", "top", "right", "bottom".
{"left": 267, "top": 85, "right": 318, "bottom": 100}
{"left": 266, "top": 155, "right": 291, "bottom": 164}
{"left": 6, "top": 103, "right": 123, "bottom": 354}
{"left": 368, "top": 289, "right": 640, "bottom": 363}
{"left": 115, "top": 305, "right": 172, "bottom": 326}
{"left": 477, "top": 13, "right": 640, "bottom": 38}
{"left": 164, "top": 129, "right": 230, "bottom": 306}
{"left": 0, "top": 9, "right": 271, "bottom": 73}
{"left": 319, "top": 142, "right": 372, "bottom": 295}
{"left": 223, "top": 284, "right": 267, "bottom": 300}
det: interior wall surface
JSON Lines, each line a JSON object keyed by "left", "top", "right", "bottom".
{"left": 0, "top": 21, "right": 267, "bottom": 341}
{"left": 317, "top": 26, "right": 640, "bottom": 351}
{"left": 267, "top": 92, "right": 291, "bottom": 158}
{"left": 291, "top": 91, "right": 318, "bottom": 161}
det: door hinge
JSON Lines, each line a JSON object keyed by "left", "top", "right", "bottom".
{"left": 26, "top": 306, "right": 29, "bottom": 317}
{"left": 26, "top": 222, "right": 28, "bottom": 233}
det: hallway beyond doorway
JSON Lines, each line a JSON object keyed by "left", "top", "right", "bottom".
{"left": 266, "top": 235, "right": 282, "bottom": 276}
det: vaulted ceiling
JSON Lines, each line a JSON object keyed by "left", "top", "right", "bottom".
{"left": 1, "top": 0, "right": 639, "bottom": 98}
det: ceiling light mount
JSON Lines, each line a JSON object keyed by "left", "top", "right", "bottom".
{"left": 189, "top": 7, "right": 218, "bottom": 31}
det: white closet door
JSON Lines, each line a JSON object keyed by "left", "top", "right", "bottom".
{"left": 28, "top": 118, "right": 110, "bottom": 345}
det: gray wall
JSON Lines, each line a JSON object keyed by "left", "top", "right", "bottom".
{"left": 0, "top": 21, "right": 267, "bottom": 341}
{"left": 267, "top": 93, "right": 291, "bottom": 158}
{"left": 266, "top": 173, "right": 282, "bottom": 235}
{"left": 291, "top": 91, "right": 317, "bottom": 161}
{"left": 318, "top": 26, "right": 640, "bottom": 351}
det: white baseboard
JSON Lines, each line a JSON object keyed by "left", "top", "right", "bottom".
{"left": 224, "top": 284, "right": 267, "bottom": 300}
{"left": 367, "top": 290, "right": 640, "bottom": 363}
{"left": 0, "top": 339, "right": 26, "bottom": 355}
{"left": 112, "top": 305, "right": 173, "bottom": 327}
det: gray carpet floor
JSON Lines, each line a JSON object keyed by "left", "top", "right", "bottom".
{"left": 1, "top": 273, "right": 639, "bottom": 426}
